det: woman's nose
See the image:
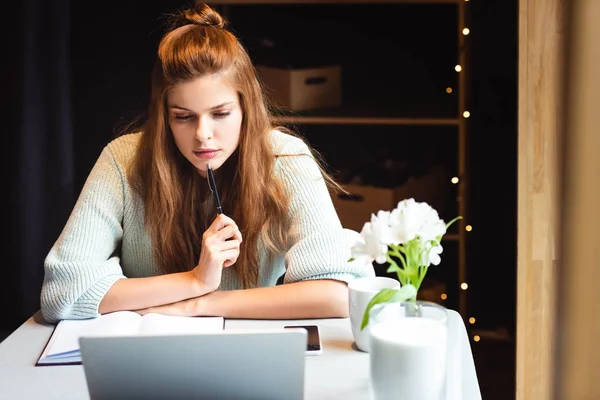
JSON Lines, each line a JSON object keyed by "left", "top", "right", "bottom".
{"left": 195, "top": 118, "right": 213, "bottom": 141}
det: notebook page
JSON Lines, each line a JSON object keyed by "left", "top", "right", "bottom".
{"left": 46, "top": 311, "right": 141, "bottom": 356}
{"left": 137, "top": 314, "right": 224, "bottom": 335}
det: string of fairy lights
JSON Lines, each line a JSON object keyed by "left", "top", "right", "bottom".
{"left": 440, "top": 1, "right": 481, "bottom": 343}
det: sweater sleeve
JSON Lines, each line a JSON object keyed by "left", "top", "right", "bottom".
{"left": 274, "top": 136, "right": 375, "bottom": 284}
{"left": 40, "top": 146, "right": 127, "bottom": 323}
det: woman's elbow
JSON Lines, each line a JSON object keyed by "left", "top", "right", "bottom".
{"left": 40, "top": 290, "right": 66, "bottom": 323}
{"left": 40, "top": 299, "right": 64, "bottom": 324}
{"left": 40, "top": 280, "right": 76, "bottom": 323}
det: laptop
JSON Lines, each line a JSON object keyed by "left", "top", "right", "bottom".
{"left": 79, "top": 329, "right": 307, "bottom": 400}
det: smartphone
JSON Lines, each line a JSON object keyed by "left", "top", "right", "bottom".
{"left": 284, "top": 325, "right": 323, "bottom": 355}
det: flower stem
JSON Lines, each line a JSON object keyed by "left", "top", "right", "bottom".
{"left": 390, "top": 246, "right": 406, "bottom": 269}
{"left": 414, "top": 266, "right": 428, "bottom": 292}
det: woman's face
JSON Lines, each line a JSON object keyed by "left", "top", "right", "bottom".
{"left": 167, "top": 74, "right": 243, "bottom": 177}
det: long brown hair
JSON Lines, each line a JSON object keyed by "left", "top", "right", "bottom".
{"left": 128, "top": 3, "right": 297, "bottom": 288}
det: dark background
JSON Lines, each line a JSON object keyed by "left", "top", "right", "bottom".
{"left": 4, "top": 1, "right": 517, "bottom": 394}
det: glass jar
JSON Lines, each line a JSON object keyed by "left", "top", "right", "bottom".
{"left": 368, "top": 300, "right": 449, "bottom": 400}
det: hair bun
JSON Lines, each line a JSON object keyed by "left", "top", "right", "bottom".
{"left": 184, "top": 3, "right": 225, "bottom": 28}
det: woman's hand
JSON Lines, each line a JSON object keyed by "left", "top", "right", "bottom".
{"left": 192, "top": 214, "right": 242, "bottom": 293}
{"left": 136, "top": 297, "right": 200, "bottom": 317}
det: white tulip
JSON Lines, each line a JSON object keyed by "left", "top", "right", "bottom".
{"left": 350, "top": 221, "right": 389, "bottom": 265}
{"left": 389, "top": 198, "right": 422, "bottom": 244}
{"left": 422, "top": 244, "right": 443, "bottom": 266}
{"left": 370, "top": 210, "right": 396, "bottom": 246}
{"left": 418, "top": 206, "right": 447, "bottom": 242}
{"left": 389, "top": 199, "right": 447, "bottom": 244}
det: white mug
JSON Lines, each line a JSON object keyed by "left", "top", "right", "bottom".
{"left": 348, "top": 276, "right": 400, "bottom": 352}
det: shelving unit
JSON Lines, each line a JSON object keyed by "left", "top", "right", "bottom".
{"left": 207, "top": 0, "right": 470, "bottom": 321}
{"left": 272, "top": 115, "right": 461, "bottom": 126}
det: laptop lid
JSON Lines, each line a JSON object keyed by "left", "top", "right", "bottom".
{"left": 79, "top": 329, "right": 307, "bottom": 400}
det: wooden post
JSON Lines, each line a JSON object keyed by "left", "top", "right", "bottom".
{"left": 554, "top": 0, "right": 600, "bottom": 398}
{"left": 517, "top": 0, "right": 565, "bottom": 399}
{"left": 457, "top": 0, "right": 469, "bottom": 323}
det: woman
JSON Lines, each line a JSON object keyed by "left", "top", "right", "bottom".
{"left": 40, "top": 3, "right": 374, "bottom": 323}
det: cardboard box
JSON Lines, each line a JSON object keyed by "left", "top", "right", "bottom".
{"left": 256, "top": 65, "right": 341, "bottom": 111}
{"left": 330, "top": 166, "right": 450, "bottom": 233}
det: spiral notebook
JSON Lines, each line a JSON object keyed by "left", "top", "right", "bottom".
{"left": 36, "top": 311, "right": 224, "bottom": 366}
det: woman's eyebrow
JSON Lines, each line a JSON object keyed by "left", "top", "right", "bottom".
{"left": 209, "top": 101, "right": 233, "bottom": 110}
{"left": 168, "top": 102, "right": 233, "bottom": 112}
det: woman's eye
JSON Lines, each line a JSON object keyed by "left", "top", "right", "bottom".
{"left": 213, "top": 111, "right": 231, "bottom": 119}
{"left": 174, "top": 115, "right": 193, "bottom": 121}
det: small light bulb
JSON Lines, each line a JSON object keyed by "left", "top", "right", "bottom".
{"left": 466, "top": 225, "right": 473, "bottom": 232}
{"left": 451, "top": 177, "right": 459, "bottom": 184}
{"left": 455, "top": 65, "right": 462, "bottom": 72}
{"left": 474, "top": 335, "right": 480, "bottom": 342}
{"left": 469, "top": 317, "right": 476, "bottom": 324}
{"left": 460, "top": 282, "right": 469, "bottom": 290}
{"left": 446, "top": 87, "right": 453, "bottom": 94}
{"left": 463, "top": 111, "right": 471, "bottom": 118}
{"left": 462, "top": 28, "right": 470, "bottom": 35}
{"left": 441, "top": 293, "right": 448, "bottom": 300}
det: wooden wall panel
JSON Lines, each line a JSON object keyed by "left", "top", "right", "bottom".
{"left": 517, "top": 0, "right": 565, "bottom": 399}
{"left": 554, "top": 0, "right": 600, "bottom": 398}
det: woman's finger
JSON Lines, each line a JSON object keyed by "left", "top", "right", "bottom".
{"left": 203, "top": 240, "right": 240, "bottom": 260}
{"left": 214, "top": 225, "right": 242, "bottom": 242}
{"left": 207, "top": 213, "right": 236, "bottom": 233}
{"left": 214, "top": 239, "right": 241, "bottom": 252}
{"left": 136, "top": 307, "right": 153, "bottom": 316}
{"left": 222, "top": 249, "right": 240, "bottom": 268}
{"left": 204, "top": 227, "right": 234, "bottom": 245}
{"left": 230, "top": 227, "right": 243, "bottom": 243}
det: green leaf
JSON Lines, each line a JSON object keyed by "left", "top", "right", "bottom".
{"left": 386, "top": 264, "right": 400, "bottom": 274}
{"left": 360, "top": 284, "right": 418, "bottom": 330}
{"left": 387, "top": 284, "right": 418, "bottom": 303}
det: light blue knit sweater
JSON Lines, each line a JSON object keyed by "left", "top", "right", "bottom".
{"left": 40, "top": 130, "right": 374, "bottom": 323}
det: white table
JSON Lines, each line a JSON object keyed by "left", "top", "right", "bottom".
{"left": 0, "top": 310, "right": 481, "bottom": 400}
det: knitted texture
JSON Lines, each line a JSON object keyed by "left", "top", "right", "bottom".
{"left": 40, "top": 131, "right": 374, "bottom": 322}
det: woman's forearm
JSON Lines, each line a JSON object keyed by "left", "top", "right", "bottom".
{"left": 196, "top": 280, "right": 350, "bottom": 319}
{"left": 98, "top": 271, "right": 208, "bottom": 314}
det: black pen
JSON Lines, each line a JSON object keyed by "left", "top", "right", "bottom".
{"left": 206, "top": 163, "right": 223, "bottom": 215}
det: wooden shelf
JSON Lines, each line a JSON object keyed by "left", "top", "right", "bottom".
{"left": 270, "top": 104, "right": 459, "bottom": 126}
{"left": 443, "top": 233, "right": 460, "bottom": 241}
{"left": 273, "top": 115, "right": 459, "bottom": 125}
{"left": 208, "top": 0, "right": 461, "bottom": 4}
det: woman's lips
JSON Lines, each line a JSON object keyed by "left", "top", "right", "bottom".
{"left": 193, "top": 150, "right": 220, "bottom": 160}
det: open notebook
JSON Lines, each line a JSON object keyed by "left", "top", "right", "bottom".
{"left": 36, "top": 311, "right": 224, "bottom": 366}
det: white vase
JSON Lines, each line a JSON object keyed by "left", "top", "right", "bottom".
{"left": 368, "top": 301, "right": 448, "bottom": 400}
